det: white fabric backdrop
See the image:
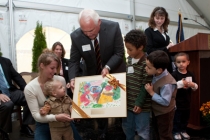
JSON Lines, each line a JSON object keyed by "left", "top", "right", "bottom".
{"left": 0, "top": 0, "right": 210, "bottom": 71}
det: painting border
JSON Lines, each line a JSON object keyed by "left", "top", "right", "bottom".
{"left": 71, "top": 72, "right": 127, "bottom": 118}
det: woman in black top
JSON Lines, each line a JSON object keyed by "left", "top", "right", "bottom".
{"left": 145, "top": 7, "right": 174, "bottom": 73}
{"left": 52, "top": 42, "right": 70, "bottom": 92}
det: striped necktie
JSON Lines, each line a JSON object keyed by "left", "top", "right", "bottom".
{"left": 94, "top": 38, "right": 102, "bottom": 75}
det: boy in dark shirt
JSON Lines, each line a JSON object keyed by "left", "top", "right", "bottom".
{"left": 172, "top": 52, "right": 198, "bottom": 140}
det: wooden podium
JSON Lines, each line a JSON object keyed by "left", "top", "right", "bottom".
{"left": 169, "top": 33, "right": 210, "bottom": 129}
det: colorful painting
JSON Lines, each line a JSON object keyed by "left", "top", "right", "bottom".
{"left": 71, "top": 73, "right": 126, "bottom": 118}
{"left": 78, "top": 79, "right": 121, "bottom": 108}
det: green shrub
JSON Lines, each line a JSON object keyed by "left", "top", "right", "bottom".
{"left": 32, "top": 21, "right": 47, "bottom": 72}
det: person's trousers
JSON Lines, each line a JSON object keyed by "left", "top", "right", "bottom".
{"left": 71, "top": 122, "right": 82, "bottom": 140}
{"left": 122, "top": 110, "right": 150, "bottom": 140}
{"left": 96, "top": 118, "right": 108, "bottom": 135}
{"left": 35, "top": 122, "right": 82, "bottom": 140}
{"left": 173, "top": 109, "right": 190, "bottom": 133}
{"left": 0, "top": 89, "right": 35, "bottom": 132}
{"left": 50, "top": 126, "right": 73, "bottom": 140}
{"left": 35, "top": 122, "right": 51, "bottom": 140}
{"left": 152, "top": 109, "right": 175, "bottom": 140}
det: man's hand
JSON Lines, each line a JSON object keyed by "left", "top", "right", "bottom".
{"left": 70, "top": 80, "right": 75, "bottom": 93}
{"left": 0, "top": 94, "right": 10, "bottom": 103}
{"left": 101, "top": 68, "right": 109, "bottom": 78}
{"left": 145, "top": 83, "right": 155, "bottom": 96}
{"left": 66, "top": 82, "right": 71, "bottom": 89}
{"left": 133, "top": 106, "right": 142, "bottom": 114}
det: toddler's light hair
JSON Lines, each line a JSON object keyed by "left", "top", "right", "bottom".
{"left": 43, "top": 79, "right": 56, "bottom": 96}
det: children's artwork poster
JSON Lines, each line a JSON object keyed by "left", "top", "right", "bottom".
{"left": 71, "top": 73, "right": 126, "bottom": 118}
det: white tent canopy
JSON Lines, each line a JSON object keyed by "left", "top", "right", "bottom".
{"left": 0, "top": 0, "right": 210, "bottom": 71}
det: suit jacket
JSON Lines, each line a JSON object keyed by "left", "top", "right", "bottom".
{"left": 0, "top": 57, "right": 26, "bottom": 93}
{"left": 69, "top": 19, "right": 126, "bottom": 79}
{"left": 145, "top": 27, "right": 170, "bottom": 54}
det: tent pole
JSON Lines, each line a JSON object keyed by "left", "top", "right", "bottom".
{"left": 130, "top": 0, "right": 136, "bottom": 29}
{"left": 9, "top": 0, "right": 17, "bottom": 69}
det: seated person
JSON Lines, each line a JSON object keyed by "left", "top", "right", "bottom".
{"left": 40, "top": 79, "right": 74, "bottom": 140}
{"left": 0, "top": 56, "right": 34, "bottom": 140}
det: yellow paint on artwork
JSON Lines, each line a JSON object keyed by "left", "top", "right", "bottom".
{"left": 98, "top": 93, "right": 113, "bottom": 104}
{"left": 78, "top": 92, "right": 81, "bottom": 106}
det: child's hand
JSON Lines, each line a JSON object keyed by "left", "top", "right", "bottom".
{"left": 182, "top": 78, "right": 189, "bottom": 89}
{"left": 145, "top": 83, "right": 155, "bottom": 96}
{"left": 40, "top": 108, "right": 47, "bottom": 116}
{"left": 133, "top": 106, "right": 142, "bottom": 114}
{"left": 40, "top": 102, "right": 51, "bottom": 115}
{"left": 187, "top": 81, "right": 195, "bottom": 88}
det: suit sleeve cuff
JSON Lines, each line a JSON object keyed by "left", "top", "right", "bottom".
{"left": 105, "top": 65, "right": 111, "bottom": 71}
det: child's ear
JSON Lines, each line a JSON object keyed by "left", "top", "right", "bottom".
{"left": 138, "top": 45, "right": 144, "bottom": 51}
{"left": 157, "top": 68, "right": 163, "bottom": 74}
{"left": 52, "top": 91, "right": 57, "bottom": 97}
{"left": 187, "top": 60, "right": 190, "bottom": 65}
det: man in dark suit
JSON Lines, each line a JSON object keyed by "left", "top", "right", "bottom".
{"left": 0, "top": 56, "right": 35, "bottom": 140}
{"left": 68, "top": 9, "right": 126, "bottom": 139}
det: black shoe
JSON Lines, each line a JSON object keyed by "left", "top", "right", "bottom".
{"left": 0, "top": 129, "right": 10, "bottom": 140}
{"left": 20, "top": 125, "right": 34, "bottom": 138}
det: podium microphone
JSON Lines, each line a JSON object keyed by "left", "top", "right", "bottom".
{"left": 184, "top": 17, "right": 210, "bottom": 30}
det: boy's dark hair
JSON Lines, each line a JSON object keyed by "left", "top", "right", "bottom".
{"left": 124, "top": 29, "right": 147, "bottom": 49}
{"left": 174, "top": 52, "right": 189, "bottom": 61}
{"left": 147, "top": 50, "right": 169, "bottom": 70}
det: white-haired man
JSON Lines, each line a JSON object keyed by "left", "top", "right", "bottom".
{"left": 69, "top": 9, "right": 126, "bottom": 139}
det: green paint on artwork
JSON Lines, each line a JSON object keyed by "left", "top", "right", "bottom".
{"left": 113, "top": 87, "right": 120, "bottom": 100}
{"left": 101, "top": 81, "right": 107, "bottom": 89}
{"left": 79, "top": 82, "right": 85, "bottom": 93}
{"left": 92, "top": 104, "right": 103, "bottom": 108}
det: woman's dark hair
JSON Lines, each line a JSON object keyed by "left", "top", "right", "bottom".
{"left": 52, "top": 41, "right": 66, "bottom": 58}
{"left": 148, "top": 7, "right": 170, "bottom": 32}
